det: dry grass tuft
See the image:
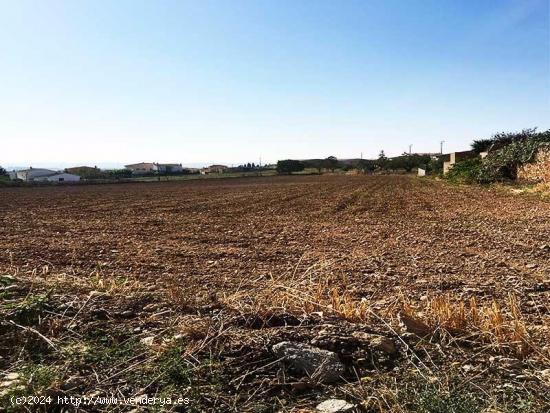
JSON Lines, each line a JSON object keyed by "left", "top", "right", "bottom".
{"left": 221, "top": 260, "right": 372, "bottom": 323}
{"left": 398, "top": 293, "right": 531, "bottom": 357}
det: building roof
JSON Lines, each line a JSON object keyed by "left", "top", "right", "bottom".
{"left": 125, "top": 162, "right": 157, "bottom": 169}
{"left": 18, "top": 168, "right": 58, "bottom": 177}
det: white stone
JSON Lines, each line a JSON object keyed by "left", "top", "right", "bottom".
{"left": 316, "top": 399, "right": 355, "bottom": 412}
{"left": 140, "top": 336, "right": 155, "bottom": 346}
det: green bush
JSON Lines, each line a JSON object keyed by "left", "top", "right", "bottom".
{"left": 478, "top": 130, "right": 550, "bottom": 182}
{"left": 445, "top": 158, "right": 482, "bottom": 184}
{"left": 451, "top": 129, "right": 550, "bottom": 184}
{"left": 276, "top": 159, "right": 305, "bottom": 174}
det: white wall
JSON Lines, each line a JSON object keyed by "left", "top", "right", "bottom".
{"left": 39, "top": 173, "right": 81, "bottom": 182}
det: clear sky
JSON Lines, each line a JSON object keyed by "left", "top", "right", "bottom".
{"left": 1, "top": 0, "right": 549, "bottom": 168}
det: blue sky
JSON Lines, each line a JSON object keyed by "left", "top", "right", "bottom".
{"left": 1, "top": 0, "right": 548, "bottom": 168}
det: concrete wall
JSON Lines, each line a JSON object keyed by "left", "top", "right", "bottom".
{"left": 35, "top": 173, "right": 81, "bottom": 182}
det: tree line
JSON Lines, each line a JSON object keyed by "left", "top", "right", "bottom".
{"left": 276, "top": 153, "right": 442, "bottom": 175}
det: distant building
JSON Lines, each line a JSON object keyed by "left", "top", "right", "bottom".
{"left": 35, "top": 173, "right": 81, "bottom": 182}
{"left": 10, "top": 168, "right": 80, "bottom": 182}
{"left": 156, "top": 163, "right": 183, "bottom": 174}
{"left": 201, "top": 165, "right": 229, "bottom": 174}
{"left": 124, "top": 162, "right": 183, "bottom": 175}
{"left": 183, "top": 168, "right": 201, "bottom": 174}
{"left": 124, "top": 163, "right": 159, "bottom": 175}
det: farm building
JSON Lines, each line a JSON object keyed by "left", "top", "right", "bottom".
{"left": 34, "top": 173, "right": 81, "bottom": 182}
{"left": 10, "top": 168, "right": 80, "bottom": 182}
{"left": 124, "top": 163, "right": 159, "bottom": 174}
{"left": 156, "top": 163, "right": 183, "bottom": 174}
{"left": 201, "top": 165, "right": 229, "bottom": 174}
{"left": 125, "top": 163, "right": 184, "bottom": 175}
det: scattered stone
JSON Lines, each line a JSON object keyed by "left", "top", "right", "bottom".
{"left": 461, "top": 364, "right": 473, "bottom": 373}
{"left": 316, "top": 399, "right": 356, "bottom": 413}
{"left": 540, "top": 244, "right": 549, "bottom": 251}
{"left": 272, "top": 342, "right": 345, "bottom": 383}
{"left": 525, "top": 263, "right": 537, "bottom": 269}
{"left": 352, "top": 332, "right": 397, "bottom": 355}
{"left": 140, "top": 336, "right": 155, "bottom": 346}
{"left": 368, "top": 336, "right": 397, "bottom": 355}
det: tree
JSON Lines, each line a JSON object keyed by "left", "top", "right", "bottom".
{"left": 358, "top": 159, "right": 377, "bottom": 174}
{"left": 388, "top": 153, "right": 432, "bottom": 172}
{"left": 323, "top": 156, "right": 339, "bottom": 172}
{"left": 378, "top": 151, "right": 389, "bottom": 170}
{"left": 471, "top": 139, "right": 494, "bottom": 154}
{"left": 309, "top": 159, "right": 324, "bottom": 174}
{"left": 0, "top": 166, "right": 7, "bottom": 176}
{"left": 276, "top": 159, "right": 305, "bottom": 175}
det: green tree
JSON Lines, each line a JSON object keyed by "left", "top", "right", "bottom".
{"left": 471, "top": 139, "right": 494, "bottom": 154}
{"left": 323, "top": 156, "right": 339, "bottom": 172}
{"left": 358, "top": 159, "right": 377, "bottom": 174}
{"left": 378, "top": 150, "right": 389, "bottom": 170}
{"left": 276, "top": 160, "right": 305, "bottom": 174}
{"left": 0, "top": 166, "right": 7, "bottom": 176}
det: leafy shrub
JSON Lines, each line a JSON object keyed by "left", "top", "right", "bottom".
{"left": 478, "top": 130, "right": 550, "bottom": 182}
{"left": 276, "top": 159, "right": 305, "bottom": 174}
{"left": 445, "top": 158, "right": 482, "bottom": 184}
{"left": 471, "top": 128, "right": 539, "bottom": 154}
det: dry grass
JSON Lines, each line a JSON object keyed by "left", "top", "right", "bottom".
{"left": 398, "top": 293, "right": 532, "bottom": 357}
{"left": 218, "top": 259, "right": 537, "bottom": 358}
{"left": 220, "top": 259, "right": 373, "bottom": 324}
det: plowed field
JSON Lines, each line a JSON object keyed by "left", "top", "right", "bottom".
{"left": 1, "top": 175, "right": 549, "bottom": 412}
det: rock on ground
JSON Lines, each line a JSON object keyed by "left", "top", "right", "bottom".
{"left": 272, "top": 341, "right": 345, "bottom": 383}
{"left": 316, "top": 399, "right": 356, "bottom": 412}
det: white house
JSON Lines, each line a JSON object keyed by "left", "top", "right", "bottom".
{"left": 124, "top": 162, "right": 184, "bottom": 175}
{"left": 34, "top": 173, "right": 80, "bottom": 182}
{"left": 10, "top": 168, "right": 80, "bottom": 182}
{"left": 124, "top": 162, "right": 159, "bottom": 174}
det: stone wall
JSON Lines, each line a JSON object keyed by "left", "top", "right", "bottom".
{"left": 517, "top": 146, "right": 550, "bottom": 183}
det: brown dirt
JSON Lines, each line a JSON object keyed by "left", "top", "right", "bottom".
{"left": 0, "top": 175, "right": 549, "bottom": 412}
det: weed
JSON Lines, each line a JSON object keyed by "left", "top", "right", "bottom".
{"left": 415, "top": 386, "right": 481, "bottom": 413}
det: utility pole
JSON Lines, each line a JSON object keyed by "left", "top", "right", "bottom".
{"left": 408, "top": 144, "right": 412, "bottom": 155}
{"left": 360, "top": 152, "right": 363, "bottom": 160}
{"left": 259, "top": 155, "right": 262, "bottom": 167}
{"left": 440, "top": 140, "right": 445, "bottom": 154}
